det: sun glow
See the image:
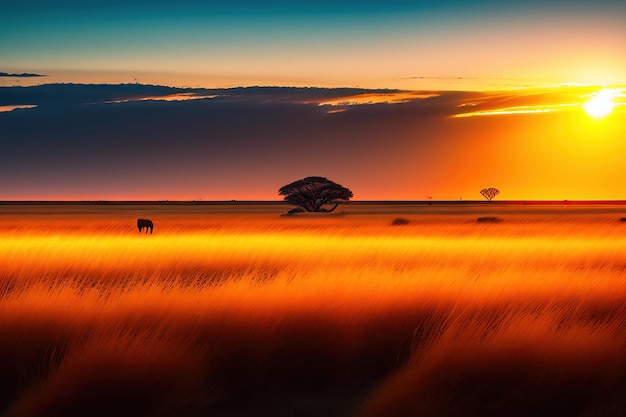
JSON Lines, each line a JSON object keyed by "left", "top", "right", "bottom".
{"left": 583, "top": 88, "right": 619, "bottom": 118}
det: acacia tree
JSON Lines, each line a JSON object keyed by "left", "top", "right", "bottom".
{"left": 480, "top": 187, "right": 500, "bottom": 201}
{"left": 279, "top": 176, "right": 353, "bottom": 212}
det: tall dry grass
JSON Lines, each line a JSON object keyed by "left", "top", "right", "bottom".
{"left": 1, "top": 204, "right": 625, "bottom": 416}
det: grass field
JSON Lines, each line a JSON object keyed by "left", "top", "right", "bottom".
{"left": 1, "top": 202, "right": 625, "bottom": 417}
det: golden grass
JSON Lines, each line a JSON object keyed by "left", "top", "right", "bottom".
{"left": 1, "top": 203, "right": 625, "bottom": 416}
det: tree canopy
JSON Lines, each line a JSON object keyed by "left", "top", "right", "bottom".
{"left": 278, "top": 176, "right": 353, "bottom": 212}
{"left": 480, "top": 187, "right": 500, "bottom": 201}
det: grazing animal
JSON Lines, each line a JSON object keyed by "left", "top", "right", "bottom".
{"left": 137, "top": 218, "right": 154, "bottom": 234}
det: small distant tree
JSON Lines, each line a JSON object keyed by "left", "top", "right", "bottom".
{"left": 480, "top": 187, "right": 500, "bottom": 201}
{"left": 279, "top": 176, "right": 353, "bottom": 213}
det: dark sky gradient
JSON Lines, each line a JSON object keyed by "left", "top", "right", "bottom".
{"left": 1, "top": 84, "right": 624, "bottom": 200}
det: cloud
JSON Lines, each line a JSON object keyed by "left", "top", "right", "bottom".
{"left": 2, "top": 82, "right": 625, "bottom": 200}
{"left": 3, "top": 83, "right": 622, "bottom": 119}
{"left": 316, "top": 92, "right": 439, "bottom": 107}
{"left": 0, "top": 72, "right": 46, "bottom": 78}
{"left": 0, "top": 83, "right": 460, "bottom": 200}
{"left": 106, "top": 92, "right": 218, "bottom": 104}
{"left": 0, "top": 105, "right": 37, "bottom": 113}
{"left": 0, "top": 84, "right": 412, "bottom": 108}
{"left": 452, "top": 85, "right": 626, "bottom": 118}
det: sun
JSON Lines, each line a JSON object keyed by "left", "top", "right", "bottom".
{"left": 583, "top": 88, "right": 618, "bottom": 118}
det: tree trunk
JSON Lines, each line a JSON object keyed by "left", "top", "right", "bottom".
{"left": 320, "top": 203, "right": 339, "bottom": 212}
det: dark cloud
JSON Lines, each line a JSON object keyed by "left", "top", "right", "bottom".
{"left": 0, "top": 84, "right": 458, "bottom": 199}
{"left": 1, "top": 83, "right": 622, "bottom": 200}
{"left": 0, "top": 84, "right": 404, "bottom": 107}
{"left": 0, "top": 72, "right": 46, "bottom": 78}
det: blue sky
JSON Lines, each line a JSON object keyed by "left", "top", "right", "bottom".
{"left": 1, "top": 1, "right": 625, "bottom": 88}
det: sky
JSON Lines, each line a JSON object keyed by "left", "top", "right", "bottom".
{"left": 0, "top": 1, "right": 625, "bottom": 200}
{"left": 2, "top": 0, "right": 626, "bottom": 89}
{"left": 1, "top": 84, "right": 624, "bottom": 201}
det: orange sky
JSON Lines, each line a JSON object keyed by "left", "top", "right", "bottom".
{"left": 1, "top": 84, "right": 624, "bottom": 201}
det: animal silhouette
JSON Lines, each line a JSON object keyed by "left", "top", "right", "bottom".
{"left": 137, "top": 218, "right": 154, "bottom": 234}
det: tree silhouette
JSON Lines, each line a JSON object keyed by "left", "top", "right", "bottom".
{"left": 480, "top": 187, "right": 500, "bottom": 201}
{"left": 279, "top": 176, "right": 353, "bottom": 212}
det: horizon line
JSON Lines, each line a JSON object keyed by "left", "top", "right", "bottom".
{"left": 3, "top": 200, "right": 626, "bottom": 205}
{"left": 2, "top": 81, "right": 625, "bottom": 93}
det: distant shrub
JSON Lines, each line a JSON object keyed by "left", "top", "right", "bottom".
{"left": 476, "top": 217, "right": 501, "bottom": 223}
{"left": 392, "top": 218, "right": 410, "bottom": 226}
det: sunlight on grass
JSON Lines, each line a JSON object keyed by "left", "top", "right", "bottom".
{"left": 1, "top": 206, "right": 625, "bottom": 416}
